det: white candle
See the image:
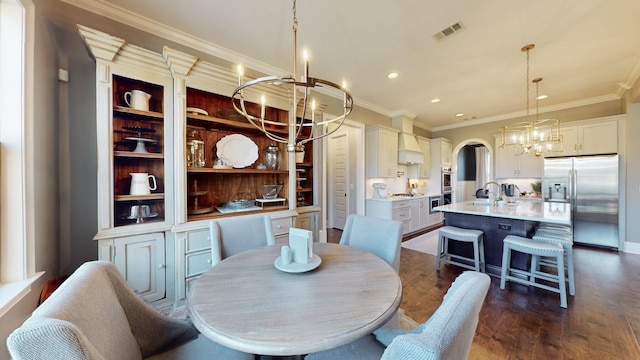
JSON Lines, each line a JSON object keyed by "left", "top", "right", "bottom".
{"left": 342, "top": 80, "right": 347, "bottom": 107}
{"left": 303, "top": 49, "right": 309, "bottom": 81}
{"left": 261, "top": 94, "right": 266, "bottom": 120}
{"left": 311, "top": 99, "right": 316, "bottom": 122}
{"left": 237, "top": 64, "right": 243, "bottom": 86}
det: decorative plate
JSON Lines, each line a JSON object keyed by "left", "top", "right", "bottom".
{"left": 274, "top": 254, "right": 322, "bottom": 273}
{"left": 186, "top": 107, "right": 208, "bottom": 116}
{"left": 216, "top": 134, "right": 258, "bottom": 168}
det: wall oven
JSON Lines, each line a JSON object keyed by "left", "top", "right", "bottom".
{"left": 441, "top": 166, "right": 452, "bottom": 193}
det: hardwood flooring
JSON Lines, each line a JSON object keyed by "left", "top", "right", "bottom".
{"left": 326, "top": 228, "right": 640, "bottom": 359}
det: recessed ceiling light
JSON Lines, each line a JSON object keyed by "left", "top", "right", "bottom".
{"left": 537, "top": 94, "right": 548, "bottom": 100}
{"left": 387, "top": 72, "right": 398, "bottom": 79}
{"left": 431, "top": 98, "right": 441, "bottom": 103}
{"left": 456, "top": 113, "right": 464, "bottom": 117}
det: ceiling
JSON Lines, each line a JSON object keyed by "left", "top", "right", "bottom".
{"left": 61, "top": 0, "right": 640, "bottom": 130}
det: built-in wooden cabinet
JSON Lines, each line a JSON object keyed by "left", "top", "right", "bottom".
{"left": 366, "top": 126, "right": 399, "bottom": 178}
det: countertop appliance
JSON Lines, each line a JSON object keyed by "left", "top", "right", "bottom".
{"left": 543, "top": 154, "right": 619, "bottom": 249}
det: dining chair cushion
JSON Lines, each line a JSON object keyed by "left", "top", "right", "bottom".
{"left": 339, "top": 214, "right": 403, "bottom": 272}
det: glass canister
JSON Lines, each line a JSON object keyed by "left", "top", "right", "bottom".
{"left": 264, "top": 144, "right": 280, "bottom": 170}
{"left": 186, "top": 129, "right": 205, "bottom": 168}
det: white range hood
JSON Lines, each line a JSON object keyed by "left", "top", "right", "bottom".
{"left": 392, "top": 115, "right": 424, "bottom": 164}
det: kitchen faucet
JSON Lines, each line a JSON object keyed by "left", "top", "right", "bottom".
{"left": 484, "top": 181, "right": 502, "bottom": 200}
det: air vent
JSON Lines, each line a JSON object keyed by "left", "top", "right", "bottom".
{"left": 433, "top": 22, "right": 464, "bottom": 41}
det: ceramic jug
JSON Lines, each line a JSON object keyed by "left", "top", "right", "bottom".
{"left": 124, "top": 90, "right": 151, "bottom": 111}
{"left": 129, "top": 173, "right": 157, "bottom": 195}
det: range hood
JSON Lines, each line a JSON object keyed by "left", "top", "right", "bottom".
{"left": 392, "top": 115, "right": 424, "bottom": 164}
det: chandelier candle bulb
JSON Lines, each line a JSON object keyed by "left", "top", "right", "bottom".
{"left": 237, "top": 64, "right": 243, "bottom": 86}
{"left": 261, "top": 94, "right": 266, "bottom": 120}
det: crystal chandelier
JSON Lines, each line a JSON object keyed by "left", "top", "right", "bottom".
{"left": 231, "top": 0, "right": 353, "bottom": 153}
{"left": 499, "top": 44, "right": 562, "bottom": 157}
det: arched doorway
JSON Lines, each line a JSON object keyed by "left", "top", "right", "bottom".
{"left": 451, "top": 138, "right": 494, "bottom": 203}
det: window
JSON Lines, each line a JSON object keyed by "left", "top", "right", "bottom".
{"left": 0, "top": 0, "right": 39, "bottom": 316}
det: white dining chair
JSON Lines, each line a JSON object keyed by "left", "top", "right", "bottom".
{"left": 209, "top": 214, "right": 276, "bottom": 266}
{"left": 339, "top": 214, "right": 403, "bottom": 272}
{"left": 304, "top": 271, "right": 491, "bottom": 360}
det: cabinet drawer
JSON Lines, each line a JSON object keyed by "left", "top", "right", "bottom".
{"left": 185, "top": 275, "right": 201, "bottom": 297}
{"left": 271, "top": 218, "right": 291, "bottom": 236}
{"left": 186, "top": 230, "right": 210, "bottom": 253}
{"left": 185, "top": 250, "right": 212, "bottom": 278}
{"left": 392, "top": 201, "right": 411, "bottom": 209}
{"left": 392, "top": 207, "right": 411, "bottom": 222}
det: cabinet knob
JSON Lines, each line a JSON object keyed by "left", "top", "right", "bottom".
{"left": 207, "top": 259, "right": 212, "bottom": 264}
{"left": 158, "top": 264, "right": 166, "bottom": 269}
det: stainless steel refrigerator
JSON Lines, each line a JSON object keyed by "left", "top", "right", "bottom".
{"left": 543, "top": 154, "right": 619, "bottom": 249}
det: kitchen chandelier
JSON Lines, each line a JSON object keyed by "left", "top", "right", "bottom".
{"left": 231, "top": 0, "right": 353, "bottom": 153}
{"left": 499, "top": 44, "right": 562, "bottom": 157}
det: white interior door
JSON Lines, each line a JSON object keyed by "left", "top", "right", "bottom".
{"left": 330, "top": 133, "right": 349, "bottom": 229}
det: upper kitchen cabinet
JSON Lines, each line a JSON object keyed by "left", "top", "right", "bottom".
{"left": 431, "top": 138, "right": 453, "bottom": 167}
{"left": 78, "top": 25, "right": 175, "bottom": 238}
{"left": 366, "top": 125, "right": 399, "bottom": 178}
{"left": 163, "top": 47, "right": 295, "bottom": 225}
{"left": 494, "top": 135, "right": 543, "bottom": 178}
{"left": 547, "top": 116, "right": 620, "bottom": 157}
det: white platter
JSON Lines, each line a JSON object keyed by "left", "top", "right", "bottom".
{"left": 186, "top": 107, "right": 208, "bottom": 116}
{"left": 274, "top": 254, "right": 322, "bottom": 273}
{"left": 216, "top": 134, "right": 258, "bottom": 168}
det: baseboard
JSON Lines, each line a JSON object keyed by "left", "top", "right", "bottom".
{"left": 624, "top": 241, "right": 640, "bottom": 254}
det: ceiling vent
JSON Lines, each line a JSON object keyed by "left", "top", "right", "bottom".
{"left": 433, "top": 22, "right": 464, "bottom": 41}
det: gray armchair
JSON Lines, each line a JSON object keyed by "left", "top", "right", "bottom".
{"left": 305, "top": 271, "right": 491, "bottom": 360}
{"left": 210, "top": 214, "right": 276, "bottom": 266}
{"left": 6, "top": 261, "right": 253, "bottom": 360}
{"left": 339, "top": 214, "right": 403, "bottom": 272}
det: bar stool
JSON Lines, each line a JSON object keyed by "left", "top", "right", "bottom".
{"left": 532, "top": 230, "right": 575, "bottom": 296}
{"left": 436, "top": 226, "right": 485, "bottom": 272}
{"left": 500, "top": 235, "right": 567, "bottom": 308}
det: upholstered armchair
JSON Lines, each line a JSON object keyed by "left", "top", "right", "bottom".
{"left": 6, "top": 261, "right": 253, "bottom": 360}
{"left": 209, "top": 214, "right": 276, "bottom": 266}
{"left": 339, "top": 214, "right": 403, "bottom": 272}
{"left": 305, "top": 271, "right": 491, "bottom": 360}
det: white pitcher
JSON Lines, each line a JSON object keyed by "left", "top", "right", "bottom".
{"left": 124, "top": 90, "right": 151, "bottom": 111}
{"left": 129, "top": 173, "right": 157, "bottom": 195}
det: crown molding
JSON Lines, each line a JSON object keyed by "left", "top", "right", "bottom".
{"left": 432, "top": 94, "right": 621, "bottom": 132}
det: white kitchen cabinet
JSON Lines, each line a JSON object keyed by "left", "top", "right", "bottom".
{"left": 175, "top": 228, "right": 212, "bottom": 303}
{"left": 366, "top": 126, "right": 399, "bottom": 178}
{"left": 494, "top": 135, "right": 543, "bottom": 178}
{"left": 410, "top": 136, "right": 431, "bottom": 179}
{"left": 432, "top": 138, "right": 453, "bottom": 167}
{"left": 551, "top": 118, "right": 618, "bottom": 156}
{"left": 98, "top": 233, "right": 166, "bottom": 303}
{"left": 295, "top": 207, "right": 320, "bottom": 241}
{"left": 366, "top": 199, "right": 412, "bottom": 235}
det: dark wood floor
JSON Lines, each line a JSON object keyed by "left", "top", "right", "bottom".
{"left": 326, "top": 228, "right": 640, "bottom": 359}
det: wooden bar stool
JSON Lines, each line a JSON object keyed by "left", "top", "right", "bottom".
{"left": 436, "top": 226, "right": 485, "bottom": 272}
{"left": 532, "top": 231, "right": 575, "bottom": 296}
{"left": 500, "top": 235, "right": 567, "bottom": 308}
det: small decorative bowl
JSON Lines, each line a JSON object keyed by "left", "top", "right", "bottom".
{"left": 224, "top": 199, "right": 255, "bottom": 209}
{"left": 259, "top": 184, "right": 283, "bottom": 199}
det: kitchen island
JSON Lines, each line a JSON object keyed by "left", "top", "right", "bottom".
{"left": 433, "top": 201, "right": 571, "bottom": 275}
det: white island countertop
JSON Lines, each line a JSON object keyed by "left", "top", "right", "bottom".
{"left": 434, "top": 201, "right": 571, "bottom": 225}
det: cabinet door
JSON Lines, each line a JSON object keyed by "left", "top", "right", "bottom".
{"left": 417, "top": 137, "right": 431, "bottom": 178}
{"left": 441, "top": 140, "right": 453, "bottom": 166}
{"left": 555, "top": 126, "right": 578, "bottom": 157}
{"left": 579, "top": 120, "right": 617, "bottom": 155}
{"left": 494, "top": 141, "right": 518, "bottom": 178}
{"left": 518, "top": 153, "right": 543, "bottom": 178}
{"left": 295, "top": 211, "right": 318, "bottom": 241}
{"left": 114, "top": 232, "right": 166, "bottom": 302}
{"left": 366, "top": 126, "right": 399, "bottom": 178}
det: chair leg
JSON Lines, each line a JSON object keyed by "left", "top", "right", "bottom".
{"left": 557, "top": 253, "right": 567, "bottom": 308}
{"left": 473, "top": 240, "right": 480, "bottom": 272}
{"left": 500, "top": 245, "right": 511, "bottom": 289}
{"left": 479, "top": 236, "right": 486, "bottom": 273}
{"left": 566, "top": 245, "right": 575, "bottom": 296}
{"left": 530, "top": 255, "right": 539, "bottom": 284}
{"left": 436, "top": 235, "right": 444, "bottom": 270}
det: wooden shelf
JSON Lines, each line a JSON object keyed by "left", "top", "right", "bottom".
{"left": 187, "top": 168, "right": 288, "bottom": 175}
{"left": 114, "top": 106, "right": 164, "bottom": 120}
{"left": 115, "top": 151, "right": 164, "bottom": 159}
{"left": 115, "top": 194, "right": 165, "bottom": 201}
{"left": 187, "top": 205, "right": 289, "bottom": 221}
{"left": 187, "top": 113, "right": 289, "bottom": 135}
{"left": 295, "top": 162, "right": 313, "bottom": 167}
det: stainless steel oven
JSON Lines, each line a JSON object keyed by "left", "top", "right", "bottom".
{"left": 429, "top": 195, "right": 441, "bottom": 214}
{"left": 441, "top": 166, "right": 452, "bottom": 193}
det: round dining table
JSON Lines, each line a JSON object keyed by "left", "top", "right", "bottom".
{"left": 188, "top": 242, "right": 402, "bottom": 357}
